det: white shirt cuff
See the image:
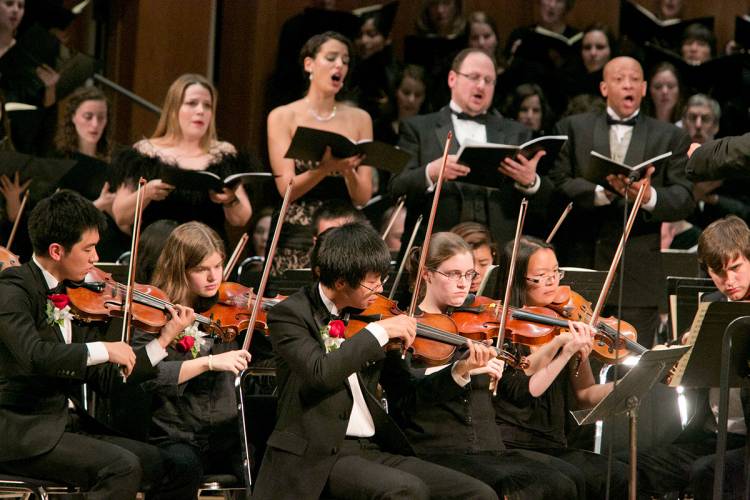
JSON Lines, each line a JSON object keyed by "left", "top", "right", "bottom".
{"left": 365, "top": 323, "right": 389, "bottom": 347}
{"left": 641, "top": 187, "right": 658, "bottom": 212}
{"left": 85, "top": 342, "right": 109, "bottom": 366}
{"left": 145, "top": 339, "right": 169, "bottom": 366}
{"left": 451, "top": 362, "right": 471, "bottom": 387}
{"left": 594, "top": 185, "right": 613, "bottom": 206}
{"left": 514, "top": 174, "right": 541, "bottom": 194}
{"left": 424, "top": 165, "right": 436, "bottom": 193}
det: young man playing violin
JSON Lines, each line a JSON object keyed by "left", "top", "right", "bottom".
{"left": 254, "top": 222, "right": 498, "bottom": 500}
{"left": 0, "top": 190, "right": 194, "bottom": 499}
{"left": 637, "top": 215, "right": 750, "bottom": 500}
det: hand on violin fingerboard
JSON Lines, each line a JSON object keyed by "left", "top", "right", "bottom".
{"left": 561, "top": 321, "right": 595, "bottom": 360}
{"left": 158, "top": 304, "right": 196, "bottom": 348}
{"left": 375, "top": 315, "right": 417, "bottom": 348}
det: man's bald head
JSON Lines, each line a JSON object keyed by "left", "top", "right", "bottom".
{"left": 602, "top": 56, "right": 644, "bottom": 80}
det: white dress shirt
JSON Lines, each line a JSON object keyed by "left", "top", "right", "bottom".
{"left": 593, "top": 107, "right": 657, "bottom": 211}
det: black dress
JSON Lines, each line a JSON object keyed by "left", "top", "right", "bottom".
{"left": 110, "top": 147, "right": 252, "bottom": 243}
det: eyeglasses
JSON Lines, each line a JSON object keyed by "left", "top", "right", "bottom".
{"left": 525, "top": 269, "right": 565, "bottom": 286}
{"left": 359, "top": 276, "right": 389, "bottom": 294}
{"left": 430, "top": 268, "right": 480, "bottom": 282}
{"left": 455, "top": 71, "right": 496, "bottom": 86}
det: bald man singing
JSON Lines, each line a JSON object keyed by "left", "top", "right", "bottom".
{"left": 548, "top": 56, "right": 694, "bottom": 348}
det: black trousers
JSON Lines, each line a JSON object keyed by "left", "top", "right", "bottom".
{"left": 322, "top": 438, "right": 499, "bottom": 500}
{"left": 0, "top": 432, "right": 148, "bottom": 500}
{"left": 532, "top": 446, "right": 629, "bottom": 500}
{"left": 421, "top": 448, "right": 584, "bottom": 500}
{"left": 635, "top": 431, "right": 745, "bottom": 499}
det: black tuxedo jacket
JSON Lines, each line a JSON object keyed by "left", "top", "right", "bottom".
{"left": 0, "top": 262, "right": 156, "bottom": 462}
{"left": 254, "top": 284, "right": 420, "bottom": 500}
{"left": 549, "top": 111, "right": 695, "bottom": 307}
{"left": 390, "top": 106, "right": 555, "bottom": 248}
{"left": 686, "top": 132, "right": 750, "bottom": 181}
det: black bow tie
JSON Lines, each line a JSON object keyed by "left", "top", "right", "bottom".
{"left": 48, "top": 282, "right": 67, "bottom": 295}
{"left": 453, "top": 111, "right": 488, "bottom": 124}
{"left": 607, "top": 115, "right": 637, "bottom": 127}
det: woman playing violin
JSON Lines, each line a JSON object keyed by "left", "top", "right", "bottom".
{"left": 132, "top": 221, "right": 253, "bottom": 496}
{"left": 493, "top": 236, "right": 629, "bottom": 500}
{"left": 381, "top": 232, "right": 587, "bottom": 500}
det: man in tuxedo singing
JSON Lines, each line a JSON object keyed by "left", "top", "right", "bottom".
{"left": 390, "top": 48, "right": 554, "bottom": 251}
{"left": 0, "top": 190, "right": 195, "bottom": 499}
{"left": 253, "top": 222, "right": 498, "bottom": 500}
{"left": 549, "top": 56, "right": 694, "bottom": 347}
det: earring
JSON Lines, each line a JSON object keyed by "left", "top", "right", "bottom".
{"left": 309, "top": 73, "right": 313, "bottom": 81}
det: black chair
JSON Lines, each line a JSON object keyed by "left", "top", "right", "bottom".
{"left": 0, "top": 474, "right": 78, "bottom": 499}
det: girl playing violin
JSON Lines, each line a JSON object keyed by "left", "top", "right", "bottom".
{"left": 381, "top": 232, "right": 588, "bottom": 500}
{"left": 133, "top": 221, "right": 253, "bottom": 496}
{"left": 493, "top": 236, "right": 629, "bottom": 500}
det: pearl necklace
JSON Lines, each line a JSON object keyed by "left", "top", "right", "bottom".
{"left": 305, "top": 98, "right": 337, "bottom": 122}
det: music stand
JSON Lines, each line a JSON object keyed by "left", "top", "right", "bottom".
{"left": 571, "top": 346, "right": 690, "bottom": 500}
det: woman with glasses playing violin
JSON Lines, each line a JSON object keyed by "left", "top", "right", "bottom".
{"left": 381, "top": 232, "right": 589, "bottom": 500}
{"left": 132, "top": 221, "right": 255, "bottom": 497}
{"left": 493, "top": 236, "right": 629, "bottom": 500}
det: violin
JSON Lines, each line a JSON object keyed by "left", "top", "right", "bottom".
{"left": 0, "top": 246, "right": 20, "bottom": 271}
{"left": 343, "top": 294, "right": 527, "bottom": 370}
{"left": 66, "top": 266, "right": 226, "bottom": 338}
{"left": 548, "top": 286, "right": 647, "bottom": 363}
{"left": 450, "top": 295, "right": 562, "bottom": 346}
{"left": 200, "top": 282, "right": 287, "bottom": 338}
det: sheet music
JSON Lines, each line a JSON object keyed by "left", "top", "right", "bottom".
{"left": 668, "top": 301, "right": 710, "bottom": 386}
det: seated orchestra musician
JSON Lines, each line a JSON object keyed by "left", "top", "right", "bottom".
{"left": 0, "top": 190, "right": 194, "bottom": 499}
{"left": 131, "top": 221, "right": 255, "bottom": 497}
{"left": 637, "top": 215, "right": 750, "bottom": 500}
{"left": 493, "top": 236, "right": 629, "bottom": 500}
{"left": 381, "top": 231, "right": 590, "bottom": 499}
{"left": 253, "top": 222, "right": 498, "bottom": 500}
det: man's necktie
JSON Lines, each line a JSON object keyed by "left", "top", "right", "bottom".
{"left": 606, "top": 115, "right": 637, "bottom": 127}
{"left": 453, "top": 111, "right": 488, "bottom": 124}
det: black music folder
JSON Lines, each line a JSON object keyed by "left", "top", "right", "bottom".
{"left": 583, "top": 151, "right": 672, "bottom": 192}
{"left": 456, "top": 135, "right": 567, "bottom": 187}
{"left": 619, "top": 0, "right": 714, "bottom": 51}
{"left": 159, "top": 169, "right": 271, "bottom": 192}
{"left": 284, "top": 126, "right": 411, "bottom": 174}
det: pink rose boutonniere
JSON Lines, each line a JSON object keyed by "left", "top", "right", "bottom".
{"left": 320, "top": 319, "right": 346, "bottom": 353}
{"left": 46, "top": 293, "right": 73, "bottom": 327}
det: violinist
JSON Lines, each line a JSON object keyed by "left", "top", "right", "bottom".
{"left": 382, "top": 231, "right": 586, "bottom": 499}
{"left": 254, "top": 222, "right": 497, "bottom": 500}
{"left": 132, "top": 221, "right": 254, "bottom": 497}
{"left": 0, "top": 190, "right": 190, "bottom": 499}
{"left": 637, "top": 215, "right": 750, "bottom": 500}
{"left": 493, "top": 236, "right": 629, "bottom": 500}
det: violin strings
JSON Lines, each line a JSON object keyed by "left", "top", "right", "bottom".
{"left": 105, "top": 282, "right": 213, "bottom": 326}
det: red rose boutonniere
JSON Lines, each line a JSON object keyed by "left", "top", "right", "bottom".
{"left": 320, "top": 319, "right": 346, "bottom": 352}
{"left": 46, "top": 293, "right": 73, "bottom": 327}
{"left": 173, "top": 322, "right": 205, "bottom": 358}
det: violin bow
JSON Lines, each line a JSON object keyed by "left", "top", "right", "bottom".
{"left": 116, "top": 178, "right": 147, "bottom": 380}
{"left": 387, "top": 215, "right": 423, "bottom": 300}
{"left": 545, "top": 202, "right": 572, "bottom": 244}
{"left": 6, "top": 189, "right": 29, "bottom": 251}
{"left": 380, "top": 196, "right": 405, "bottom": 240}
{"left": 588, "top": 183, "right": 648, "bottom": 328}
{"left": 494, "top": 199, "right": 528, "bottom": 368}
{"left": 408, "top": 132, "right": 452, "bottom": 317}
{"left": 223, "top": 233, "right": 249, "bottom": 282}
{"left": 241, "top": 179, "right": 294, "bottom": 352}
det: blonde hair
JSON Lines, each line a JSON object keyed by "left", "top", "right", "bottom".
{"left": 152, "top": 74, "right": 218, "bottom": 151}
{"left": 151, "top": 221, "right": 225, "bottom": 306}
